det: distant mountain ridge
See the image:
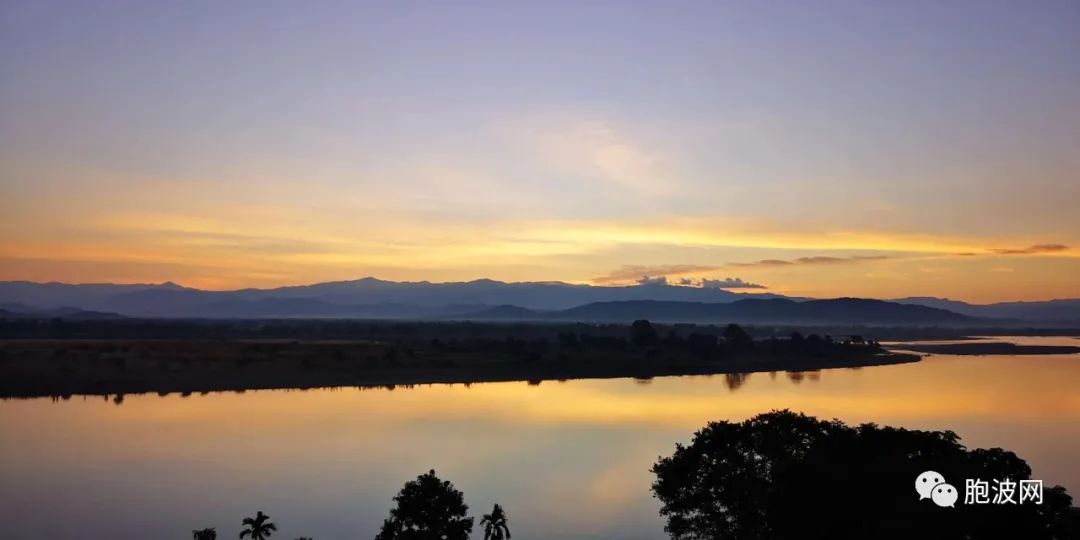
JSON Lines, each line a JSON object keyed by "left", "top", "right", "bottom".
{"left": 454, "top": 298, "right": 973, "bottom": 325}
{"left": 0, "top": 278, "right": 787, "bottom": 318}
{"left": 0, "top": 278, "right": 1077, "bottom": 324}
{"left": 893, "top": 296, "right": 1080, "bottom": 323}
{"left": 0, "top": 301, "right": 127, "bottom": 320}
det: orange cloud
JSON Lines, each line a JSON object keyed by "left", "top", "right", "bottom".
{"left": 728, "top": 255, "right": 892, "bottom": 267}
{"left": 990, "top": 244, "right": 1069, "bottom": 255}
{"left": 591, "top": 264, "right": 724, "bottom": 284}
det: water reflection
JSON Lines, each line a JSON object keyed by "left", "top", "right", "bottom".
{"left": 52, "top": 362, "right": 833, "bottom": 408}
{"left": 724, "top": 372, "right": 750, "bottom": 390}
{"left": 0, "top": 338, "right": 1078, "bottom": 539}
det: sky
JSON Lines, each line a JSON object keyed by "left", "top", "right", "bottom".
{"left": 1, "top": 0, "right": 1078, "bottom": 302}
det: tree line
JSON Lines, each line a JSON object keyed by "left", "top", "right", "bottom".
{"left": 191, "top": 470, "right": 509, "bottom": 540}
{"left": 185, "top": 409, "right": 1080, "bottom": 539}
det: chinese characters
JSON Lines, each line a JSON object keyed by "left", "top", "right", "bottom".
{"left": 964, "top": 478, "right": 1042, "bottom": 505}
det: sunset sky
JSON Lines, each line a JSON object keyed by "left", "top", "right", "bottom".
{"left": 2, "top": 1, "right": 1078, "bottom": 302}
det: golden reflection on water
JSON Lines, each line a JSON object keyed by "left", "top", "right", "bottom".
{"left": 1, "top": 337, "right": 1079, "bottom": 539}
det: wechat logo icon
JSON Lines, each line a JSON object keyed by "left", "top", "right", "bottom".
{"left": 916, "top": 470, "right": 957, "bottom": 507}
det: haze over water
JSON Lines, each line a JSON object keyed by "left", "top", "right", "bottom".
{"left": 2, "top": 336, "right": 1078, "bottom": 539}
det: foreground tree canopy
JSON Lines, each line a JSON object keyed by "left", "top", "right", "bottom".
{"left": 652, "top": 410, "right": 1080, "bottom": 540}
{"left": 238, "top": 511, "right": 276, "bottom": 540}
{"left": 375, "top": 469, "right": 474, "bottom": 540}
{"left": 191, "top": 475, "right": 509, "bottom": 540}
{"left": 480, "top": 503, "right": 512, "bottom": 540}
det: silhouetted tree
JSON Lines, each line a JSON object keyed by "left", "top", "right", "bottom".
{"left": 788, "top": 331, "right": 805, "bottom": 347}
{"left": 687, "top": 332, "right": 718, "bottom": 359}
{"left": 375, "top": 469, "right": 474, "bottom": 540}
{"left": 480, "top": 503, "right": 512, "bottom": 540}
{"left": 652, "top": 410, "right": 1079, "bottom": 540}
{"left": 557, "top": 332, "right": 580, "bottom": 349}
{"left": 722, "top": 323, "right": 753, "bottom": 350}
{"left": 193, "top": 528, "right": 217, "bottom": 540}
{"left": 630, "top": 320, "right": 658, "bottom": 348}
{"left": 239, "top": 511, "right": 276, "bottom": 540}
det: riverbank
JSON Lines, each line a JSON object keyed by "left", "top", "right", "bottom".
{"left": 0, "top": 338, "right": 917, "bottom": 399}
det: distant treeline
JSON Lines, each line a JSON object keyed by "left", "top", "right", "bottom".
{"left": 2, "top": 316, "right": 1074, "bottom": 341}
{"left": 0, "top": 320, "right": 914, "bottom": 399}
{"left": 419, "top": 320, "right": 885, "bottom": 363}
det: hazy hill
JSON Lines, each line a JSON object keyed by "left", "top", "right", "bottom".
{"left": 894, "top": 296, "right": 1080, "bottom": 323}
{"left": 455, "top": 298, "right": 973, "bottom": 325}
{"left": 0, "top": 304, "right": 126, "bottom": 320}
{"left": 1, "top": 278, "right": 1076, "bottom": 324}
{"left": 0, "top": 281, "right": 190, "bottom": 309}
{"left": 230, "top": 277, "right": 786, "bottom": 308}
{"left": 0, "top": 278, "right": 785, "bottom": 317}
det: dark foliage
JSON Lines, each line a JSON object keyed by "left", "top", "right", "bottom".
{"left": 652, "top": 410, "right": 1080, "bottom": 540}
{"left": 0, "top": 319, "right": 904, "bottom": 399}
{"left": 630, "top": 319, "right": 658, "bottom": 347}
{"left": 192, "top": 528, "right": 217, "bottom": 540}
{"left": 480, "top": 503, "right": 511, "bottom": 540}
{"left": 239, "top": 511, "right": 276, "bottom": 540}
{"left": 722, "top": 323, "right": 753, "bottom": 350}
{"left": 375, "top": 469, "right": 474, "bottom": 540}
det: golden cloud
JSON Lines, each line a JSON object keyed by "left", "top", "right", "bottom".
{"left": 990, "top": 244, "right": 1069, "bottom": 255}
{"left": 592, "top": 264, "right": 724, "bottom": 284}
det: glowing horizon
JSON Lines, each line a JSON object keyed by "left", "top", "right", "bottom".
{"left": 2, "top": 1, "right": 1078, "bottom": 303}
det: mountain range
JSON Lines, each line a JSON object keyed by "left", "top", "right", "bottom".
{"left": 890, "top": 296, "right": 1080, "bottom": 323}
{"left": 0, "top": 278, "right": 1077, "bottom": 325}
{"left": 458, "top": 298, "right": 972, "bottom": 325}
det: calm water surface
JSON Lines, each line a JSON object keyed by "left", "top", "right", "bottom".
{"left": 2, "top": 336, "right": 1079, "bottom": 539}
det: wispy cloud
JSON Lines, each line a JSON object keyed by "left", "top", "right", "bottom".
{"left": 593, "top": 264, "right": 724, "bottom": 284}
{"left": 505, "top": 116, "right": 677, "bottom": 199}
{"left": 728, "top": 255, "right": 891, "bottom": 268}
{"left": 701, "top": 277, "right": 767, "bottom": 289}
{"left": 516, "top": 219, "right": 994, "bottom": 255}
{"left": 632, "top": 275, "right": 767, "bottom": 289}
{"left": 989, "top": 244, "right": 1069, "bottom": 255}
{"left": 636, "top": 275, "right": 669, "bottom": 285}
{"left": 593, "top": 265, "right": 767, "bottom": 289}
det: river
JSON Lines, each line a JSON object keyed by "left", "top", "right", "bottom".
{"left": 1, "top": 335, "right": 1078, "bottom": 539}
